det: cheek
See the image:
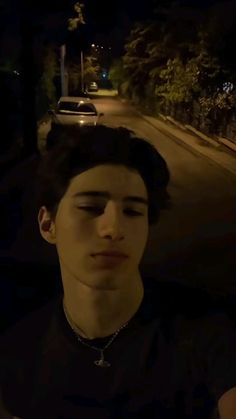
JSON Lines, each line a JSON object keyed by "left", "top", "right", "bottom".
{"left": 58, "top": 219, "right": 91, "bottom": 245}
{"left": 139, "top": 226, "right": 149, "bottom": 249}
{"left": 141, "top": 218, "right": 149, "bottom": 238}
{"left": 133, "top": 218, "right": 148, "bottom": 237}
{"left": 54, "top": 209, "right": 82, "bottom": 245}
{"left": 130, "top": 221, "right": 149, "bottom": 251}
{"left": 55, "top": 220, "right": 91, "bottom": 266}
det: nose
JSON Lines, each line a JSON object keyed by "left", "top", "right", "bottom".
{"left": 97, "top": 202, "right": 125, "bottom": 240}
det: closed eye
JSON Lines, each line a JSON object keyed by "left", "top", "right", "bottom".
{"left": 78, "top": 207, "right": 144, "bottom": 216}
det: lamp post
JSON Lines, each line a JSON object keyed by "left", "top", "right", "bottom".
{"left": 81, "top": 50, "right": 84, "bottom": 91}
{"left": 60, "top": 44, "right": 68, "bottom": 96}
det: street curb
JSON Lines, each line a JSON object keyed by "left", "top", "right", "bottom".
{"left": 184, "top": 125, "right": 220, "bottom": 148}
{"left": 218, "top": 136, "right": 236, "bottom": 153}
{"left": 140, "top": 113, "right": 211, "bottom": 156}
{"left": 140, "top": 113, "right": 236, "bottom": 179}
{"left": 144, "top": 110, "right": 236, "bottom": 154}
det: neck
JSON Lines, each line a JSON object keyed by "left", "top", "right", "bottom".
{"left": 62, "top": 273, "right": 144, "bottom": 339}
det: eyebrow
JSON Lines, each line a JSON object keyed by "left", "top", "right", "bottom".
{"left": 72, "top": 191, "right": 148, "bottom": 205}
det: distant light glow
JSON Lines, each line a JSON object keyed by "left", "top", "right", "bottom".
{"left": 91, "top": 44, "right": 95, "bottom": 47}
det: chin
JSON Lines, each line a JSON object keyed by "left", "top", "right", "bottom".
{"left": 85, "top": 271, "right": 127, "bottom": 290}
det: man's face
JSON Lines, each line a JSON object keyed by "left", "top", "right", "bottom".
{"left": 39, "top": 164, "right": 149, "bottom": 290}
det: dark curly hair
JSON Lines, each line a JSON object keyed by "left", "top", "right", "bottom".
{"left": 37, "top": 124, "right": 171, "bottom": 225}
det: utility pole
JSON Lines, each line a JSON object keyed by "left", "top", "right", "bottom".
{"left": 81, "top": 50, "right": 84, "bottom": 91}
{"left": 60, "top": 44, "right": 67, "bottom": 96}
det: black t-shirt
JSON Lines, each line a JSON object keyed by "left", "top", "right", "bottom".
{"left": 1, "top": 278, "right": 236, "bottom": 419}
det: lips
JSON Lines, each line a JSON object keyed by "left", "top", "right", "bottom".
{"left": 91, "top": 253, "right": 128, "bottom": 268}
{"left": 92, "top": 251, "right": 128, "bottom": 258}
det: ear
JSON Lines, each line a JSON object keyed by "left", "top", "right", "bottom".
{"left": 38, "top": 206, "right": 56, "bottom": 244}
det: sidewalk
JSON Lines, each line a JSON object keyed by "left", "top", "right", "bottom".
{"left": 141, "top": 113, "right": 236, "bottom": 178}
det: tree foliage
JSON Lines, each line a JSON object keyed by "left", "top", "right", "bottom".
{"left": 67, "top": 2, "right": 85, "bottom": 31}
{"left": 122, "top": 0, "right": 236, "bottom": 133}
{"left": 67, "top": 55, "right": 100, "bottom": 94}
{"left": 109, "top": 58, "right": 127, "bottom": 91}
{"left": 40, "top": 45, "right": 59, "bottom": 106}
{"left": 156, "top": 57, "right": 200, "bottom": 104}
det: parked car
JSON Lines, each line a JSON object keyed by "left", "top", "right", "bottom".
{"left": 48, "top": 96, "right": 104, "bottom": 127}
{"left": 87, "top": 81, "right": 98, "bottom": 92}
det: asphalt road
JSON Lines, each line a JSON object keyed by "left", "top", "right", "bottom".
{"left": 2, "top": 92, "right": 236, "bottom": 298}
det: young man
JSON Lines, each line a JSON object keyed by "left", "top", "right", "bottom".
{"left": 0, "top": 125, "right": 236, "bottom": 419}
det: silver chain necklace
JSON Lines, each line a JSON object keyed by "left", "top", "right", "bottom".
{"left": 63, "top": 301, "right": 129, "bottom": 368}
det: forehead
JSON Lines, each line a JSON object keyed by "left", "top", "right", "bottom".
{"left": 66, "top": 164, "right": 148, "bottom": 198}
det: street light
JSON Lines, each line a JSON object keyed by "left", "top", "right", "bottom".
{"left": 60, "top": 44, "right": 68, "bottom": 96}
{"left": 81, "top": 50, "right": 84, "bottom": 91}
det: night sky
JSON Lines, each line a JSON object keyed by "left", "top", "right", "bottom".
{"left": 77, "top": 0, "right": 221, "bottom": 54}
{"left": 79, "top": 0, "right": 155, "bottom": 53}
{"left": 83, "top": 0, "right": 216, "bottom": 34}
{"left": 84, "top": 0, "right": 154, "bottom": 31}
{"left": 0, "top": 0, "right": 229, "bottom": 66}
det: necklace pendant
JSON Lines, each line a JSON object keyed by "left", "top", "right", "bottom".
{"left": 94, "top": 358, "right": 111, "bottom": 367}
{"left": 94, "top": 351, "right": 111, "bottom": 367}
{"left": 94, "top": 349, "right": 111, "bottom": 368}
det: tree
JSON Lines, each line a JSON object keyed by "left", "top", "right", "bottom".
{"left": 67, "top": 55, "right": 100, "bottom": 95}
{"left": 122, "top": 2, "right": 202, "bottom": 103}
{"left": 123, "top": 22, "right": 160, "bottom": 100}
{"left": 109, "top": 59, "right": 127, "bottom": 92}
{"left": 83, "top": 56, "right": 100, "bottom": 84}
{"left": 0, "top": 0, "right": 85, "bottom": 156}
{"left": 40, "top": 45, "right": 59, "bottom": 107}
{"left": 62, "top": 2, "right": 86, "bottom": 95}
{"left": 156, "top": 57, "right": 199, "bottom": 103}
{"left": 18, "top": 0, "right": 77, "bottom": 157}
{"left": 67, "top": 2, "right": 85, "bottom": 31}
{"left": 121, "top": 0, "right": 236, "bottom": 134}
{"left": 201, "top": 0, "right": 236, "bottom": 82}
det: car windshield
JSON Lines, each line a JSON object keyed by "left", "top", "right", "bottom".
{"left": 77, "top": 104, "right": 97, "bottom": 115}
{"left": 58, "top": 102, "right": 79, "bottom": 112}
{"left": 58, "top": 102, "right": 96, "bottom": 115}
